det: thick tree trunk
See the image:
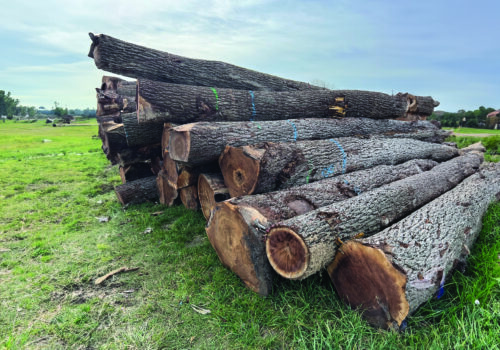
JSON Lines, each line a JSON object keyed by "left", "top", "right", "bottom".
{"left": 169, "top": 118, "right": 450, "bottom": 165}
{"left": 219, "top": 137, "right": 459, "bottom": 197}
{"left": 156, "top": 169, "right": 179, "bottom": 206}
{"left": 119, "top": 162, "right": 155, "bottom": 183}
{"left": 88, "top": 33, "right": 322, "bottom": 92}
{"left": 180, "top": 185, "right": 200, "bottom": 210}
{"left": 137, "top": 79, "right": 438, "bottom": 124}
{"left": 121, "top": 112, "right": 165, "bottom": 147}
{"left": 265, "top": 153, "right": 483, "bottom": 280}
{"left": 198, "top": 173, "right": 231, "bottom": 219}
{"left": 328, "top": 163, "right": 500, "bottom": 330}
{"left": 206, "top": 159, "right": 438, "bottom": 295}
{"left": 115, "top": 176, "right": 159, "bottom": 205}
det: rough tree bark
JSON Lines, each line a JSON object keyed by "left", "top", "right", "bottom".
{"left": 265, "top": 153, "right": 483, "bottom": 281}
{"left": 205, "top": 159, "right": 438, "bottom": 295}
{"left": 328, "top": 163, "right": 500, "bottom": 330}
{"left": 219, "top": 137, "right": 459, "bottom": 197}
{"left": 115, "top": 176, "right": 159, "bottom": 205}
{"left": 88, "top": 33, "right": 322, "bottom": 91}
{"left": 121, "top": 112, "right": 165, "bottom": 147}
{"left": 198, "top": 173, "right": 231, "bottom": 219}
{"left": 169, "top": 118, "right": 450, "bottom": 165}
{"left": 137, "top": 79, "right": 438, "bottom": 124}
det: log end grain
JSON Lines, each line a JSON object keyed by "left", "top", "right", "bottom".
{"left": 327, "top": 241, "right": 409, "bottom": 330}
{"left": 169, "top": 124, "right": 192, "bottom": 163}
{"left": 180, "top": 185, "right": 199, "bottom": 210}
{"left": 198, "top": 173, "right": 231, "bottom": 220}
{"left": 266, "top": 226, "right": 309, "bottom": 280}
{"left": 206, "top": 202, "right": 271, "bottom": 295}
{"left": 219, "top": 146, "right": 263, "bottom": 197}
{"left": 156, "top": 170, "right": 178, "bottom": 206}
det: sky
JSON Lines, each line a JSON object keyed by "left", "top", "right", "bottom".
{"left": 0, "top": 0, "right": 498, "bottom": 112}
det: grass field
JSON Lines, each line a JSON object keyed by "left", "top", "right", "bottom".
{"left": 1, "top": 120, "right": 499, "bottom": 349}
{"left": 444, "top": 127, "right": 500, "bottom": 135}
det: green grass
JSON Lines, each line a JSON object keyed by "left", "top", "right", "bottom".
{"left": 1, "top": 120, "right": 499, "bottom": 349}
{"left": 446, "top": 134, "right": 500, "bottom": 163}
{"left": 444, "top": 127, "right": 500, "bottom": 135}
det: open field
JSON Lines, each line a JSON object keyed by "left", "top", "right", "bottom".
{"left": 444, "top": 127, "right": 500, "bottom": 137}
{"left": 1, "top": 120, "right": 499, "bottom": 349}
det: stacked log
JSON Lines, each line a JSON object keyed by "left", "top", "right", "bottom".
{"left": 88, "top": 33, "right": 499, "bottom": 329}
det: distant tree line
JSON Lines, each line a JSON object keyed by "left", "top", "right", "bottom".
{"left": 0, "top": 90, "right": 96, "bottom": 119}
{"left": 428, "top": 106, "right": 498, "bottom": 129}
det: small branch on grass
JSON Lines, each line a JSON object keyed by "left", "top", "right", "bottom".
{"left": 94, "top": 266, "right": 140, "bottom": 285}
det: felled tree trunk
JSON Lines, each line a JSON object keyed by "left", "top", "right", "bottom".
{"left": 328, "top": 163, "right": 500, "bottom": 330}
{"left": 137, "top": 79, "right": 438, "bottom": 124}
{"left": 121, "top": 112, "right": 165, "bottom": 147}
{"left": 219, "top": 137, "right": 458, "bottom": 197}
{"left": 88, "top": 33, "right": 322, "bottom": 91}
{"left": 198, "top": 173, "right": 231, "bottom": 219}
{"left": 119, "top": 162, "right": 155, "bottom": 183}
{"left": 169, "top": 119, "right": 450, "bottom": 165}
{"left": 205, "top": 159, "right": 437, "bottom": 296}
{"left": 180, "top": 185, "right": 200, "bottom": 210}
{"left": 265, "top": 153, "right": 483, "bottom": 281}
{"left": 115, "top": 176, "right": 159, "bottom": 205}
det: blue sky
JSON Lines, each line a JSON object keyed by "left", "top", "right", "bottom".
{"left": 0, "top": 0, "right": 498, "bottom": 112}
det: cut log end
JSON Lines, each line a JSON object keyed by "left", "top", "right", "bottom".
{"left": 169, "top": 128, "right": 191, "bottom": 163}
{"left": 266, "top": 226, "right": 309, "bottom": 280}
{"left": 219, "top": 146, "right": 260, "bottom": 197}
{"left": 327, "top": 241, "right": 409, "bottom": 330}
{"left": 206, "top": 202, "right": 261, "bottom": 293}
{"left": 198, "top": 173, "right": 231, "bottom": 220}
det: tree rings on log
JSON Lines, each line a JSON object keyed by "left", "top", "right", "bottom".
{"left": 327, "top": 241, "right": 409, "bottom": 330}
{"left": 265, "top": 226, "right": 309, "bottom": 280}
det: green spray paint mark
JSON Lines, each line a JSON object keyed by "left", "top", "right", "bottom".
{"left": 305, "top": 161, "right": 314, "bottom": 184}
{"left": 211, "top": 87, "right": 219, "bottom": 111}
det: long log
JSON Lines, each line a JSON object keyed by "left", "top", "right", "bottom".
{"left": 198, "top": 173, "right": 231, "bottom": 219}
{"left": 115, "top": 176, "right": 159, "bottom": 205}
{"left": 137, "top": 79, "right": 438, "bottom": 124}
{"left": 328, "top": 163, "right": 500, "bottom": 330}
{"left": 88, "top": 33, "right": 322, "bottom": 92}
{"left": 169, "top": 118, "right": 450, "bottom": 165}
{"left": 98, "top": 123, "right": 127, "bottom": 164}
{"left": 206, "top": 159, "right": 438, "bottom": 295}
{"left": 265, "top": 153, "right": 483, "bottom": 281}
{"left": 219, "top": 137, "right": 459, "bottom": 197}
{"left": 116, "top": 145, "right": 162, "bottom": 167}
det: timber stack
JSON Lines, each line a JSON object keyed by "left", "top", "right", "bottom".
{"left": 88, "top": 33, "right": 500, "bottom": 330}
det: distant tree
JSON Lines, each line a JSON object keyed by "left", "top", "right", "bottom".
{"left": 52, "top": 101, "right": 68, "bottom": 117}
{"left": 0, "top": 90, "right": 19, "bottom": 118}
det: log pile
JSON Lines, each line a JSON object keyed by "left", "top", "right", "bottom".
{"left": 89, "top": 33, "right": 499, "bottom": 329}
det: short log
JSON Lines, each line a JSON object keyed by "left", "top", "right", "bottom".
{"left": 115, "top": 176, "right": 159, "bottom": 205}
{"left": 198, "top": 173, "right": 231, "bottom": 219}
